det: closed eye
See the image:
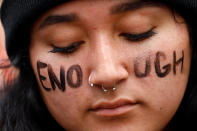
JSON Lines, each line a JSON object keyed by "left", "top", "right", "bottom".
{"left": 49, "top": 41, "right": 84, "bottom": 54}
{"left": 119, "top": 27, "right": 156, "bottom": 42}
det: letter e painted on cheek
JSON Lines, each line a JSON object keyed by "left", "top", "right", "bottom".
{"left": 154, "top": 51, "right": 171, "bottom": 77}
{"left": 67, "top": 65, "right": 83, "bottom": 88}
{"left": 48, "top": 64, "right": 66, "bottom": 91}
{"left": 37, "top": 61, "right": 51, "bottom": 91}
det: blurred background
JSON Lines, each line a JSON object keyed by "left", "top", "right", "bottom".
{"left": 0, "top": 0, "right": 19, "bottom": 89}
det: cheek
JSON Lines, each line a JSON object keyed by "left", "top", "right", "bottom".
{"left": 123, "top": 24, "right": 190, "bottom": 123}
{"left": 131, "top": 49, "right": 190, "bottom": 106}
{"left": 40, "top": 87, "right": 88, "bottom": 130}
{"left": 32, "top": 60, "right": 88, "bottom": 129}
{"left": 129, "top": 49, "right": 189, "bottom": 102}
{"left": 124, "top": 51, "right": 190, "bottom": 130}
{"left": 138, "top": 71, "right": 188, "bottom": 124}
{"left": 34, "top": 59, "right": 84, "bottom": 90}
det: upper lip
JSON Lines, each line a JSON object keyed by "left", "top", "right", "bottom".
{"left": 90, "top": 99, "right": 137, "bottom": 111}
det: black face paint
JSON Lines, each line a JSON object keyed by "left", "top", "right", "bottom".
{"left": 37, "top": 61, "right": 51, "bottom": 91}
{"left": 154, "top": 51, "right": 171, "bottom": 78}
{"left": 67, "top": 65, "right": 83, "bottom": 88}
{"left": 134, "top": 57, "right": 151, "bottom": 78}
{"left": 48, "top": 64, "right": 66, "bottom": 91}
{"left": 37, "top": 60, "right": 83, "bottom": 92}
{"left": 173, "top": 50, "right": 184, "bottom": 75}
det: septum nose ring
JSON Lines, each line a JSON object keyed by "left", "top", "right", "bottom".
{"left": 88, "top": 75, "right": 116, "bottom": 93}
{"left": 101, "top": 83, "right": 116, "bottom": 93}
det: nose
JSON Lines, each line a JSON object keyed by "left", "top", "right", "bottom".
{"left": 88, "top": 35, "right": 129, "bottom": 91}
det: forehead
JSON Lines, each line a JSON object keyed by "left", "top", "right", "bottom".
{"left": 33, "top": 0, "right": 164, "bottom": 30}
{"left": 47, "top": 0, "right": 162, "bottom": 14}
{"left": 48, "top": 0, "right": 130, "bottom": 12}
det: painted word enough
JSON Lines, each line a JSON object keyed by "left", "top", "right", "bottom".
{"left": 37, "top": 62, "right": 83, "bottom": 92}
{"left": 37, "top": 50, "right": 184, "bottom": 92}
{"left": 134, "top": 50, "right": 184, "bottom": 78}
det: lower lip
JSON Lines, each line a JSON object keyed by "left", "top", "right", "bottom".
{"left": 92, "top": 104, "right": 136, "bottom": 117}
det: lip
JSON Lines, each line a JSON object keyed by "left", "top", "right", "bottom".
{"left": 90, "top": 99, "right": 138, "bottom": 117}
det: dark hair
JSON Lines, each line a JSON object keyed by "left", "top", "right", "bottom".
{"left": 0, "top": 66, "right": 65, "bottom": 131}
{"left": 166, "top": 3, "right": 197, "bottom": 130}
{"left": 1, "top": 1, "right": 197, "bottom": 131}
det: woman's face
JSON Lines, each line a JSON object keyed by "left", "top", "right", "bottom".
{"left": 30, "top": 0, "right": 191, "bottom": 130}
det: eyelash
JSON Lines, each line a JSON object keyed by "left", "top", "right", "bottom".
{"left": 119, "top": 27, "right": 156, "bottom": 42}
{"left": 49, "top": 27, "right": 156, "bottom": 54}
{"left": 49, "top": 41, "right": 84, "bottom": 54}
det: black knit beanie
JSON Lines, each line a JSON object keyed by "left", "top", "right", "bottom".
{"left": 1, "top": 0, "right": 197, "bottom": 67}
{"left": 1, "top": 0, "right": 68, "bottom": 67}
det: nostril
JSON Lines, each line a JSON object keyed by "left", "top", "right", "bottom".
{"left": 89, "top": 76, "right": 117, "bottom": 93}
{"left": 89, "top": 64, "right": 128, "bottom": 87}
{"left": 88, "top": 53, "right": 129, "bottom": 91}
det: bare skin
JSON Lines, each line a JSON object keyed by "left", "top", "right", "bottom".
{"left": 30, "top": 0, "right": 191, "bottom": 130}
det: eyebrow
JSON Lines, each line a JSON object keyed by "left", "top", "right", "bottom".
{"left": 39, "top": 0, "right": 161, "bottom": 30}
{"left": 111, "top": 0, "right": 162, "bottom": 14}
{"left": 39, "top": 13, "right": 79, "bottom": 29}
